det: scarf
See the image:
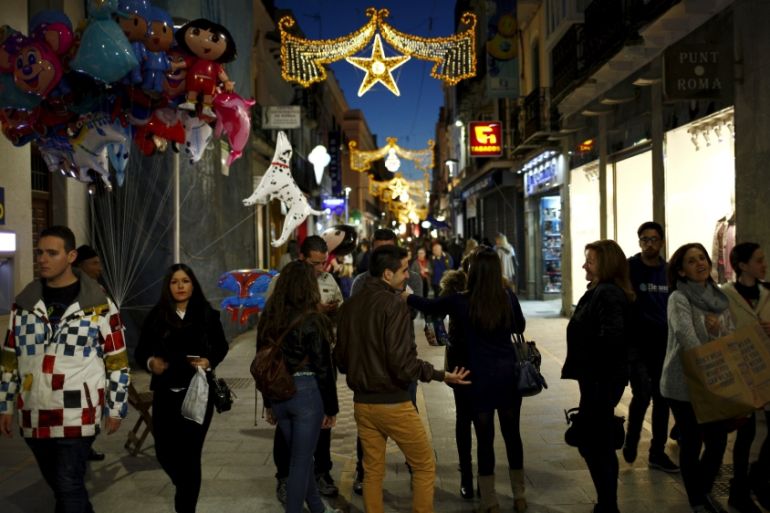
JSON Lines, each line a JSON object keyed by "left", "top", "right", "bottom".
{"left": 678, "top": 279, "right": 729, "bottom": 313}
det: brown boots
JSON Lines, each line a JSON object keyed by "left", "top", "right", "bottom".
{"left": 476, "top": 474, "right": 501, "bottom": 513}
{"left": 476, "top": 471, "right": 527, "bottom": 513}
{"left": 509, "top": 468, "right": 528, "bottom": 512}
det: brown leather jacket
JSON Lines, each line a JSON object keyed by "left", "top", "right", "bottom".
{"left": 335, "top": 276, "right": 445, "bottom": 404}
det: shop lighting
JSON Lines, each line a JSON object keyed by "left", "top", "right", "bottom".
{"left": 421, "top": 220, "right": 431, "bottom": 228}
{"left": 455, "top": 119, "right": 464, "bottom": 127}
{"left": 0, "top": 232, "right": 16, "bottom": 252}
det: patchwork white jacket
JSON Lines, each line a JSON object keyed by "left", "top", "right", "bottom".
{"left": 0, "top": 271, "right": 130, "bottom": 438}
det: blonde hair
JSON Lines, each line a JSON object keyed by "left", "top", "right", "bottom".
{"left": 585, "top": 240, "right": 635, "bottom": 302}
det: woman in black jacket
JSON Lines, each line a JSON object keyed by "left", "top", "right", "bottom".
{"left": 563, "top": 240, "right": 635, "bottom": 513}
{"left": 406, "top": 248, "right": 527, "bottom": 513}
{"left": 258, "top": 260, "right": 340, "bottom": 513}
{"left": 135, "top": 263, "right": 229, "bottom": 513}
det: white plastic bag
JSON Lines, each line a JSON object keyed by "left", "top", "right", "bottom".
{"left": 181, "top": 367, "right": 209, "bottom": 425}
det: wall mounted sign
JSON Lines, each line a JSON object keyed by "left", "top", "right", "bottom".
{"left": 469, "top": 121, "right": 503, "bottom": 157}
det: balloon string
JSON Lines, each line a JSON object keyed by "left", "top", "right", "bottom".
{"left": 189, "top": 209, "right": 255, "bottom": 258}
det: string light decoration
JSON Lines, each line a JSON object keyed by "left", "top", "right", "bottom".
{"left": 349, "top": 137, "right": 435, "bottom": 173}
{"left": 279, "top": 8, "right": 379, "bottom": 87}
{"left": 279, "top": 7, "right": 477, "bottom": 90}
{"left": 378, "top": 9, "right": 477, "bottom": 86}
{"left": 369, "top": 172, "right": 430, "bottom": 224}
{"left": 346, "top": 34, "right": 410, "bottom": 96}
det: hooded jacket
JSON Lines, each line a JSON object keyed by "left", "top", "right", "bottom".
{"left": 0, "top": 270, "right": 130, "bottom": 438}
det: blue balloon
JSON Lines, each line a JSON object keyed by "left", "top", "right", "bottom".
{"left": 0, "top": 73, "right": 42, "bottom": 110}
{"left": 69, "top": 18, "right": 138, "bottom": 83}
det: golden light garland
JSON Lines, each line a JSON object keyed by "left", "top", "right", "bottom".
{"left": 349, "top": 137, "right": 435, "bottom": 173}
{"left": 279, "top": 7, "right": 477, "bottom": 91}
{"left": 279, "top": 8, "right": 378, "bottom": 87}
{"left": 368, "top": 172, "right": 430, "bottom": 224}
{"left": 378, "top": 10, "right": 478, "bottom": 86}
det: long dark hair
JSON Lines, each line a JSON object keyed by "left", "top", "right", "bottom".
{"left": 157, "top": 263, "right": 210, "bottom": 324}
{"left": 667, "top": 243, "right": 714, "bottom": 291}
{"left": 174, "top": 18, "right": 237, "bottom": 63}
{"left": 257, "top": 260, "right": 321, "bottom": 342}
{"left": 467, "top": 247, "right": 513, "bottom": 333}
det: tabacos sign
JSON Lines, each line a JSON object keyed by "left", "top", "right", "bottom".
{"left": 469, "top": 121, "right": 503, "bottom": 157}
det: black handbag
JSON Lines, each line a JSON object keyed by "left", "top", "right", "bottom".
{"left": 512, "top": 333, "right": 547, "bottom": 397}
{"left": 564, "top": 407, "right": 625, "bottom": 449}
{"left": 208, "top": 371, "right": 235, "bottom": 413}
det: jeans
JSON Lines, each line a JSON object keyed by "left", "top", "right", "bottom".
{"left": 26, "top": 436, "right": 95, "bottom": 513}
{"left": 578, "top": 379, "right": 626, "bottom": 513}
{"left": 627, "top": 360, "right": 670, "bottom": 456}
{"left": 668, "top": 399, "right": 728, "bottom": 507}
{"left": 355, "top": 401, "right": 435, "bottom": 513}
{"left": 274, "top": 422, "right": 332, "bottom": 478}
{"left": 272, "top": 375, "right": 326, "bottom": 513}
{"left": 153, "top": 388, "right": 215, "bottom": 513}
{"left": 474, "top": 395, "right": 523, "bottom": 476}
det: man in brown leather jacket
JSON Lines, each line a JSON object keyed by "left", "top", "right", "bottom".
{"left": 335, "top": 245, "right": 469, "bottom": 513}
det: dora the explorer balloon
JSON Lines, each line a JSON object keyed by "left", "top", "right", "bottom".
{"left": 174, "top": 19, "right": 236, "bottom": 119}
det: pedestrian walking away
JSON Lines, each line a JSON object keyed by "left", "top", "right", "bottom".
{"left": 406, "top": 246, "right": 529, "bottom": 513}
{"left": 257, "top": 260, "right": 341, "bottom": 513}
{"left": 335, "top": 244, "right": 470, "bottom": 513}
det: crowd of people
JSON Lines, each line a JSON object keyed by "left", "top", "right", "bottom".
{"left": 1, "top": 223, "right": 769, "bottom": 513}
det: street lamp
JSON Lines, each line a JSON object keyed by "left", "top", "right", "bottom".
{"left": 344, "top": 186, "right": 352, "bottom": 223}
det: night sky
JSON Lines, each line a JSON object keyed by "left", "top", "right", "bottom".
{"left": 274, "top": 0, "right": 456, "bottom": 180}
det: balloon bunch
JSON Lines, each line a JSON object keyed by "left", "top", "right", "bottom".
{"left": 0, "top": 0, "right": 253, "bottom": 190}
{"left": 218, "top": 269, "right": 277, "bottom": 325}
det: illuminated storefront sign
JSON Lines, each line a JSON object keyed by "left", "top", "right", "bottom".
{"left": 469, "top": 121, "right": 503, "bottom": 157}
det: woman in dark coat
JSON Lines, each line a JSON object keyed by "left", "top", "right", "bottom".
{"left": 406, "top": 247, "right": 528, "bottom": 513}
{"left": 563, "top": 240, "right": 635, "bottom": 513}
{"left": 135, "top": 263, "right": 229, "bottom": 513}
{"left": 258, "top": 260, "right": 340, "bottom": 513}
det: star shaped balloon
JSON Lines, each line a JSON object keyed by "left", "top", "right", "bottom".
{"left": 346, "top": 34, "right": 409, "bottom": 97}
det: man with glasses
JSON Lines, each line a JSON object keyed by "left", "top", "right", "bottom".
{"left": 624, "top": 222, "right": 679, "bottom": 472}
{"left": 267, "top": 235, "right": 343, "bottom": 503}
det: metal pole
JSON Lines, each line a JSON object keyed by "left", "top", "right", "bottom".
{"left": 173, "top": 151, "right": 180, "bottom": 263}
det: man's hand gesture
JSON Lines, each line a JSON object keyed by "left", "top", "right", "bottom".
{"left": 444, "top": 367, "right": 471, "bottom": 385}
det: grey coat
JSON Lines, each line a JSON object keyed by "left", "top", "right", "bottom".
{"left": 660, "top": 289, "right": 735, "bottom": 402}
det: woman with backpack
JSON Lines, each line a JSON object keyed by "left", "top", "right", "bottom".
{"left": 257, "top": 260, "right": 340, "bottom": 513}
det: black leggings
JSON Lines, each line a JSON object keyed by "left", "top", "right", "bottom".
{"left": 577, "top": 379, "right": 626, "bottom": 513}
{"left": 453, "top": 385, "right": 475, "bottom": 474}
{"left": 669, "top": 399, "right": 728, "bottom": 507}
{"left": 473, "top": 395, "right": 523, "bottom": 476}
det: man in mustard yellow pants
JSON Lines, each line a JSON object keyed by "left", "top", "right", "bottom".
{"left": 335, "top": 245, "right": 469, "bottom": 513}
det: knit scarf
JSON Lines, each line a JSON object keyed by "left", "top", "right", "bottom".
{"left": 677, "top": 280, "right": 729, "bottom": 313}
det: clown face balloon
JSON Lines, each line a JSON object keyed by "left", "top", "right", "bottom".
{"left": 13, "top": 41, "right": 62, "bottom": 97}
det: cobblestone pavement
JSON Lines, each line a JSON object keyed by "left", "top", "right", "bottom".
{"left": 0, "top": 300, "right": 765, "bottom": 512}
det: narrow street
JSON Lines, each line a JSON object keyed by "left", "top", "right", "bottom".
{"left": 2, "top": 300, "right": 760, "bottom": 512}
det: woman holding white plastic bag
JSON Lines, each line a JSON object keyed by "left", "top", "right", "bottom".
{"left": 135, "top": 263, "right": 229, "bottom": 513}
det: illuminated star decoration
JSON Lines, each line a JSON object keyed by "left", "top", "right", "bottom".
{"left": 346, "top": 34, "right": 410, "bottom": 97}
{"left": 368, "top": 172, "right": 430, "bottom": 224}
{"left": 349, "top": 137, "right": 434, "bottom": 172}
{"left": 279, "top": 8, "right": 477, "bottom": 89}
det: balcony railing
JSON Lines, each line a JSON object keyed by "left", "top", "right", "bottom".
{"left": 523, "top": 88, "right": 555, "bottom": 140}
{"left": 551, "top": 23, "right": 584, "bottom": 101}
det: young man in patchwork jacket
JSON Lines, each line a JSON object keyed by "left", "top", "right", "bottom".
{"left": 0, "top": 225, "right": 130, "bottom": 513}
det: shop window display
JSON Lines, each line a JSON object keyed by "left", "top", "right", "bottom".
{"left": 541, "top": 196, "right": 562, "bottom": 293}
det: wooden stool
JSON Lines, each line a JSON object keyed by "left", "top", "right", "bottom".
{"left": 125, "top": 383, "right": 153, "bottom": 456}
